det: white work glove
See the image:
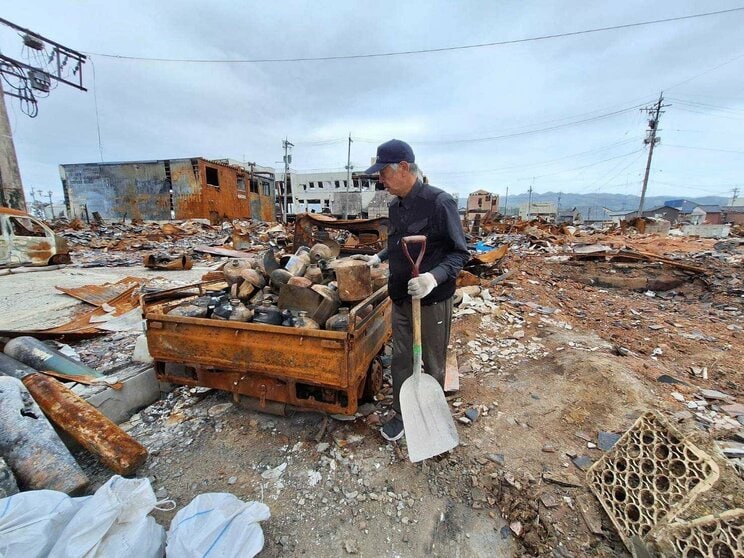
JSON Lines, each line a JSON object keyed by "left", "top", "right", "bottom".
{"left": 407, "top": 272, "right": 437, "bottom": 299}
{"left": 349, "top": 254, "right": 381, "bottom": 267}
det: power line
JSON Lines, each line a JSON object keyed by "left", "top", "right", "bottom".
{"left": 664, "top": 144, "right": 744, "bottom": 155}
{"left": 429, "top": 138, "right": 638, "bottom": 176}
{"left": 82, "top": 7, "right": 744, "bottom": 64}
{"left": 674, "top": 106, "right": 744, "bottom": 120}
{"left": 667, "top": 98, "right": 744, "bottom": 114}
{"left": 394, "top": 104, "right": 648, "bottom": 146}
{"left": 287, "top": 101, "right": 650, "bottom": 149}
{"left": 665, "top": 51, "right": 744, "bottom": 91}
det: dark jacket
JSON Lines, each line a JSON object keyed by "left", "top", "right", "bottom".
{"left": 379, "top": 180, "right": 469, "bottom": 304}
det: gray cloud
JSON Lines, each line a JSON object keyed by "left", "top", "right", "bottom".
{"left": 2, "top": 0, "right": 743, "bottom": 204}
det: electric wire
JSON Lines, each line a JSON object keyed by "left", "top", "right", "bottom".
{"left": 81, "top": 7, "right": 744, "bottom": 64}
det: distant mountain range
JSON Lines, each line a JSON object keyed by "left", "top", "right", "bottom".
{"left": 457, "top": 192, "right": 730, "bottom": 213}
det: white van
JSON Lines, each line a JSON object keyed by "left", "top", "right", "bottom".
{"left": 0, "top": 207, "right": 71, "bottom": 267}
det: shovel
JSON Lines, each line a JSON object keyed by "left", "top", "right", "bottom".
{"left": 399, "top": 235, "right": 459, "bottom": 462}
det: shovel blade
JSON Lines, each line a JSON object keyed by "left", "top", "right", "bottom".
{"left": 400, "top": 374, "right": 459, "bottom": 462}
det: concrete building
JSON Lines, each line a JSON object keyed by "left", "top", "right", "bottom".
{"left": 59, "top": 158, "right": 275, "bottom": 223}
{"left": 289, "top": 170, "right": 385, "bottom": 217}
{"left": 557, "top": 206, "right": 613, "bottom": 225}
{"left": 466, "top": 190, "right": 499, "bottom": 216}
{"left": 0, "top": 82, "right": 26, "bottom": 211}
{"left": 519, "top": 202, "right": 556, "bottom": 221}
{"left": 463, "top": 190, "right": 500, "bottom": 232}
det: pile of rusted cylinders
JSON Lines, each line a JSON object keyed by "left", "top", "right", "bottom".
{"left": 0, "top": 337, "right": 148, "bottom": 496}
{"left": 167, "top": 243, "right": 388, "bottom": 330}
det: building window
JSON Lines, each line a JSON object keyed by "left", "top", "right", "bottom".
{"left": 263, "top": 181, "right": 271, "bottom": 196}
{"left": 335, "top": 180, "right": 340, "bottom": 188}
{"left": 250, "top": 178, "right": 259, "bottom": 194}
{"left": 206, "top": 166, "right": 219, "bottom": 187}
{"left": 237, "top": 175, "right": 246, "bottom": 192}
{"left": 309, "top": 182, "right": 315, "bottom": 189}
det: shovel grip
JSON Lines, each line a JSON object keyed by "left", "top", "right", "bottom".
{"left": 402, "top": 235, "right": 427, "bottom": 278}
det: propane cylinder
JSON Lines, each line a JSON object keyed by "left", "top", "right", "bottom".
{"left": 0, "top": 457, "right": 19, "bottom": 498}
{"left": 4, "top": 336, "right": 103, "bottom": 379}
{"left": 0, "top": 351, "right": 37, "bottom": 380}
{"left": 22, "top": 374, "right": 148, "bottom": 476}
{"left": 0, "top": 376, "right": 88, "bottom": 494}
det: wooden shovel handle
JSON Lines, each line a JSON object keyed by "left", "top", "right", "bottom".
{"left": 402, "top": 235, "right": 425, "bottom": 371}
{"left": 402, "top": 235, "right": 427, "bottom": 278}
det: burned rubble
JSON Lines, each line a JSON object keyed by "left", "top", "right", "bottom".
{"left": 0, "top": 214, "right": 743, "bottom": 557}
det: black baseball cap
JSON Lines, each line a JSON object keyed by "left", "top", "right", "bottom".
{"left": 363, "top": 139, "right": 415, "bottom": 174}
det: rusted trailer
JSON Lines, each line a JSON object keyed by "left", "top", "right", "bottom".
{"left": 142, "top": 283, "right": 391, "bottom": 415}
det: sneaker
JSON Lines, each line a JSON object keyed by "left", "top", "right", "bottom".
{"left": 381, "top": 415, "right": 405, "bottom": 441}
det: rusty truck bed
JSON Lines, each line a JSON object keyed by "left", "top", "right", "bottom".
{"left": 141, "top": 283, "right": 391, "bottom": 415}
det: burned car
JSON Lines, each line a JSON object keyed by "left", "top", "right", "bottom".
{"left": 0, "top": 208, "right": 71, "bottom": 267}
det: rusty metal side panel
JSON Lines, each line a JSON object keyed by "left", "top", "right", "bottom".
{"left": 60, "top": 162, "right": 171, "bottom": 221}
{"left": 347, "top": 296, "right": 392, "bottom": 390}
{"left": 145, "top": 317, "right": 350, "bottom": 388}
{"left": 197, "top": 160, "right": 250, "bottom": 224}
{"left": 249, "top": 194, "right": 273, "bottom": 222}
{"left": 249, "top": 195, "right": 263, "bottom": 222}
{"left": 171, "top": 159, "right": 204, "bottom": 221}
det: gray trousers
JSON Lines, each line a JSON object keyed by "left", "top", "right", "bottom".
{"left": 391, "top": 297, "right": 453, "bottom": 414}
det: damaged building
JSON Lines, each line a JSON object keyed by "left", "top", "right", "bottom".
{"left": 59, "top": 158, "right": 276, "bottom": 224}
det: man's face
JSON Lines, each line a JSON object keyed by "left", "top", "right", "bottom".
{"left": 379, "top": 162, "right": 413, "bottom": 197}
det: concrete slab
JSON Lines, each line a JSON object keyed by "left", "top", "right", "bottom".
{"left": 76, "top": 362, "right": 162, "bottom": 425}
{"left": 0, "top": 265, "right": 209, "bottom": 330}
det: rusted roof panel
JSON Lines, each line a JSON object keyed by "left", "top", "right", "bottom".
{"left": 55, "top": 276, "right": 147, "bottom": 306}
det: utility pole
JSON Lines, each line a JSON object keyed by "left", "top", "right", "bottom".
{"left": 556, "top": 191, "right": 562, "bottom": 222}
{"left": 343, "top": 133, "right": 353, "bottom": 219}
{"left": 281, "top": 138, "right": 293, "bottom": 223}
{"left": 637, "top": 92, "right": 667, "bottom": 217}
{"left": 47, "top": 190, "right": 54, "bottom": 219}
{"left": 731, "top": 186, "right": 740, "bottom": 206}
{"left": 503, "top": 186, "right": 508, "bottom": 217}
{"left": 0, "top": 17, "right": 87, "bottom": 211}
{"left": 527, "top": 178, "right": 534, "bottom": 220}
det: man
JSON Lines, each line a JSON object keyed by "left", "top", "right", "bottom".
{"left": 358, "top": 139, "right": 469, "bottom": 441}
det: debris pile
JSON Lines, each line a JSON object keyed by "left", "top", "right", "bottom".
{"left": 164, "top": 247, "right": 387, "bottom": 330}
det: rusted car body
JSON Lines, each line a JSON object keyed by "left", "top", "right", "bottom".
{"left": 142, "top": 282, "right": 391, "bottom": 415}
{"left": 0, "top": 207, "right": 71, "bottom": 267}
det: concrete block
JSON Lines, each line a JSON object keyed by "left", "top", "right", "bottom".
{"left": 132, "top": 334, "right": 154, "bottom": 364}
{"left": 80, "top": 363, "right": 160, "bottom": 425}
{"left": 680, "top": 224, "right": 731, "bottom": 239}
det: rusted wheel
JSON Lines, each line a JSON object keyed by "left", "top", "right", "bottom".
{"left": 361, "top": 356, "right": 383, "bottom": 402}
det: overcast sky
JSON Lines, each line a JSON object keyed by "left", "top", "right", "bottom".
{"left": 2, "top": 1, "right": 743, "bottom": 203}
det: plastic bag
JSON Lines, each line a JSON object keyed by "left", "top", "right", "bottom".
{"left": 0, "top": 490, "right": 88, "bottom": 558}
{"left": 48, "top": 475, "right": 165, "bottom": 558}
{"left": 166, "top": 493, "right": 270, "bottom": 558}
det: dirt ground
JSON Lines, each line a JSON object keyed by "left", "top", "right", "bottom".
{"left": 4, "top": 229, "right": 743, "bottom": 557}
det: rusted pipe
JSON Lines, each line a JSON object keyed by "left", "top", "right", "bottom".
{"left": 4, "top": 336, "right": 104, "bottom": 379}
{"left": 21, "top": 374, "right": 148, "bottom": 475}
{"left": 0, "top": 376, "right": 88, "bottom": 494}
